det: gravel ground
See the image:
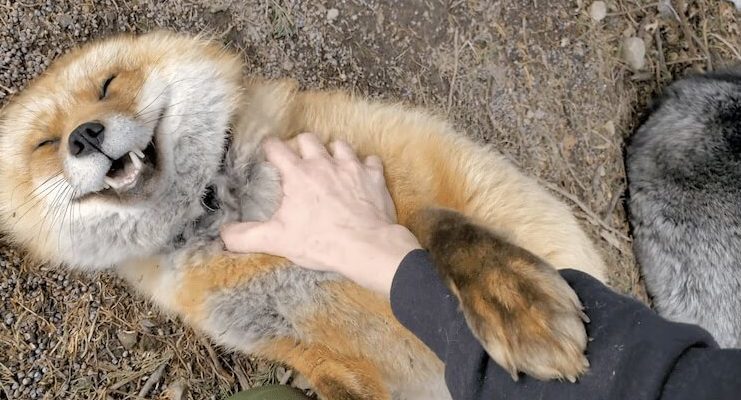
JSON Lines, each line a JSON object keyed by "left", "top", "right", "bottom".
{"left": 0, "top": 1, "right": 739, "bottom": 399}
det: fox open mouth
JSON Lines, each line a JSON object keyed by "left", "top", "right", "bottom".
{"left": 103, "top": 141, "right": 158, "bottom": 192}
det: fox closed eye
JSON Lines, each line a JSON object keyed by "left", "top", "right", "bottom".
{"left": 35, "top": 138, "right": 59, "bottom": 150}
{"left": 99, "top": 75, "right": 116, "bottom": 100}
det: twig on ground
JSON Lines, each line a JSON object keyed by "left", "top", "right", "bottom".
{"left": 202, "top": 339, "right": 235, "bottom": 384}
{"left": 279, "top": 369, "right": 293, "bottom": 385}
{"left": 138, "top": 361, "right": 168, "bottom": 398}
{"left": 603, "top": 182, "right": 626, "bottom": 223}
{"left": 539, "top": 179, "right": 632, "bottom": 244}
{"left": 607, "top": 2, "right": 660, "bottom": 17}
{"left": 447, "top": 29, "right": 460, "bottom": 115}
{"left": 710, "top": 33, "right": 741, "bottom": 60}
{"left": 701, "top": 17, "right": 713, "bottom": 71}
{"left": 0, "top": 83, "right": 14, "bottom": 94}
{"left": 231, "top": 354, "right": 252, "bottom": 390}
{"left": 654, "top": 27, "right": 668, "bottom": 83}
{"left": 558, "top": 144, "right": 589, "bottom": 194}
{"left": 675, "top": 0, "right": 700, "bottom": 58}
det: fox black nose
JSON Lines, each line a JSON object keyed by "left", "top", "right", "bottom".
{"left": 68, "top": 122, "right": 105, "bottom": 157}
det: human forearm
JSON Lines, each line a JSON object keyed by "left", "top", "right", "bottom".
{"left": 390, "top": 255, "right": 740, "bottom": 400}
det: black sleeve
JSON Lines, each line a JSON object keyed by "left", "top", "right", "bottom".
{"left": 389, "top": 249, "right": 741, "bottom": 400}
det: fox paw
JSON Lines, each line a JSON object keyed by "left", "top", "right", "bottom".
{"left": 408, "top": 207, "right": 589, "bottom": 381}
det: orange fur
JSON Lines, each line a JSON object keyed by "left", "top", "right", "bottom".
{"left": 257, "top": 338, "right": 391, "bottom": 400}
{"left": 175, "top": 254, "right": 291, "bottom": 321}
{"left": 298, "top": 281, "right": 442, "bottom": 382}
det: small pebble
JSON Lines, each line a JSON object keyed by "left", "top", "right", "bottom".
{"left": 657, "top": 0, "right": 675, "bottom": 18}
{"left": 326, "top": 8, "right": 339, "bottom": 22}
{"left": 208, "top": 0, "right": 232, "bottom": 13}
{"left": 622, "top": 37, "right": 646, "bottom": 70}
{"left": 589, "top": 1, "right": 607, "bottom": 22}
{"left": 56, "top": 14, "right": 73, "bottom": 28}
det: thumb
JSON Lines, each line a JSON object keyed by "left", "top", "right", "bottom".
{"left": 220, "top": 221, "right": 277, "bottom": 254}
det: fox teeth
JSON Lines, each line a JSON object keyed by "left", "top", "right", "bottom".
{"left": 129, "top": 151, "right": 143, "bottom": 169}
{"left": 104, "top": 177, "right": 122, "bottom": 190}
{"left": 132, "top": 149, "right": 145, "bottom": 159}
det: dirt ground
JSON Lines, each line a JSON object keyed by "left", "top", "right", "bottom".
{"left": 0, "top": 0, "right": 739, "bottom": 399}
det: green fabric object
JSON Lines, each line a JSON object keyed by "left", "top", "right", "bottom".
{"left": 226, "top": 385, "right": 310, "bottom": 400}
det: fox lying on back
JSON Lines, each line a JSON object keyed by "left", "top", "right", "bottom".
{"left": 0, "top": 31, "right": 606, "bottom": 399}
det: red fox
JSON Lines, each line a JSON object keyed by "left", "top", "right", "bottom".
{"left": 0, "top": 31, "right": 606, "bottom": 399}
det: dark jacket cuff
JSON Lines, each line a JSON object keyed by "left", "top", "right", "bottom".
{"left": 389, "top": 249, "right": 466, "bottom": 361}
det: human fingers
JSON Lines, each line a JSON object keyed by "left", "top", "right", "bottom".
{"left": 262, "top": 138, "right": 300, "bottom": 171}
{"left": 296, "top": 132, "right": 331, "bottom": 160}
{"left": 329, "top": 140, "right": 360, "bottom": 162}
{"left": 363, "top": 155, "right": 384, "bottom": 172}
{"left": 220, "top": 221, "right": 282, "bottom": 255}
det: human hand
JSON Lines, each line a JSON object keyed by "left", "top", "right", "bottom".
{"left": 220, "top": 132, "right": 421, "bottom": 296}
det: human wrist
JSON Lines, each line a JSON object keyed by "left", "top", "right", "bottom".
{"left": 338, "top": 224, "right": 421, "bottom": 297}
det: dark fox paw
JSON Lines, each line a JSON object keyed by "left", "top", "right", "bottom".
{"left": 408, "top": 208, "right": 589, "bottom": 381}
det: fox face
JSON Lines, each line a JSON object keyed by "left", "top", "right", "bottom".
{"left": 0, "top": 32, "right": 244, "bottom": 270}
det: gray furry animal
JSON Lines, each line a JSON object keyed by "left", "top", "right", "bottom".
{"left": 626, "top": 69, "right": 741, "bottom": 348}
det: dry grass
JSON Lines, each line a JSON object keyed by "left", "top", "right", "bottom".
{"left": 0, "top": 0, "right": 739, "bottom": 399}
